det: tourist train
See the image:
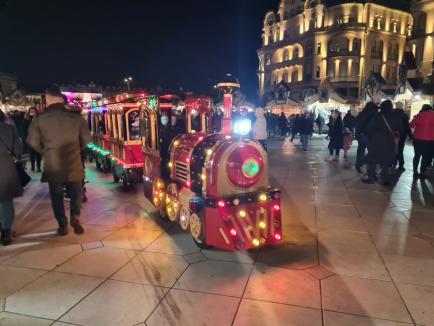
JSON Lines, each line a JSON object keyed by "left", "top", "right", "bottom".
{"left": 83, "top": 80, "right": 282, "bottom": 251}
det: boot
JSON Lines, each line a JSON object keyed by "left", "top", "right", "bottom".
{"left": 70, "top": 216, "right": 84, "bottom": 234}
{"left": 1, "top": 229, "right": 12, "bottom": 246}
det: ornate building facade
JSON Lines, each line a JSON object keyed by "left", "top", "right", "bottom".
{"left": 258, "top": 0, "right": 413, "bottom": 103}
{"left": 407, "top": 0, "right": 434, "bottom": 83}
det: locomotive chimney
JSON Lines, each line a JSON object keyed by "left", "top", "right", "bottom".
{"left": 216, "top": 74, "right": 240, "bottom": 135}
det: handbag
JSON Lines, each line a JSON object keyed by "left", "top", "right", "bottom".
{"left": 381, "top": 114, "right": 399, "bottom": 155}
{"left": 0, "top": 133, "right": 31, "bottom": 187}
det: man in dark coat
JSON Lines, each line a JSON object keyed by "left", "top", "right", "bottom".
{"left": 27, "top": 87, "right": 92, "bottom": 235}
{"left": 0, "top": 110, "right": 23, "bottom": 245}
{"left": 298, "top": 111, "right": 313, "bottom": 151}
{"left": 364, "top": 100, "right": 403, "bottom": 185}
{"left": 290, "top": 114, "right": 300, "bottom": 142}
{"left": 355, "top": 102, "right": 379, "bottom": 173}
{"left": 315, "top": 114, "right": 325, "bottom": 135}
{"left": 278, "top": 112, "right": 287, "bottom": 137}
{"left": 343, "top": 110, "right": 357, "bottom": 134}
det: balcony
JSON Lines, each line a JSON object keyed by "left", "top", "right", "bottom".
{"left": 329, "top": 75, "right": 359, "bottom": 83}
{"left": 328, "top": 49, "right": 361, "bottom": 57}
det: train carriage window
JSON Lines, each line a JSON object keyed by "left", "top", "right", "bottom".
{"left": 127, "top": 110, "right": 141, "bottom": 141}
{"left": 111, "top": 111, "right": 118, "bottom": 138}
{"left": 190, "top": 110, "right": 201, "bottom": 132}
{"left": 117, "top": 111, "right": 123, "bottom": 140}
{"left": 106, "top": 112, "right": 112, "bottom": 137}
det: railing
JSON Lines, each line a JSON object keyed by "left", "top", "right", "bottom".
{"left": 328, "top": 49, "right": 361, "bottom": 57}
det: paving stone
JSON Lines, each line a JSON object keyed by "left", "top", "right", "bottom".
{"left": 306, "top": 265, "right": 335, "bottom": 280}
{"left": 234, "top": 299, "right": 322, "bottom": 326}
{"left": 5, "top": 271, "right": 103, "bottom": 320}
{"left": 111, "top": 251, "right": 189, "bottom": 287}
{"left": 81, "top": 241, "right": 104, "bottom": 250}
{"left": 244, "top": 264, "right": 321, "bottom": 309}
{"left": 55, "top": 246, "right": 137, "bottom": 278}
{"left": 0, "top": 265, "right": 46, "bottom": 299}
{"left": 382, "top": 254, "right": 434, "bottom": 287}
{"left": 146, "top": 289, "right": 239, "bottom": 326}
{"left": 183, "top": 252, "right": 207, "bottom": 264}
{"left": 322, "top": 275, "right": 412, "bottom": 323}
{"left": 174, "top": 260, "right": 251, "bottom": 297}
{"left": 323, "top": 311, "right": 413, "bottom": 325}
{"left": 0, "top": 312, "right": 53, "bottom": 326}
{"left": 396, "top": 282, "right": 434, "bottom": 326}
{"left": 61, "top": 280, "right": 166, "bottom": 326}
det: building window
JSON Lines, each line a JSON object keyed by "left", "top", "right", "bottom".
{"left": 388, "top": 42, "right": 399, "bottom": 61}
{"left": 316, "top": 42, "right": 321, "bottom": 54}
{"left": 306, "top": 43, "right": 313, "bottom": 56}
{"left": 371, "top": 39, "right": 383, "bottom": 59}
{"left": 335, "top": 17, "right": 344, "bottom": 25}
{"left": 293, "top": 47, "right": 299, "bottom": 59}
{"left": 352, "top": 38, "right": 361, "bottom": 53}
{"left": 315, "top": 66, "right": 321, "bottom": 79}
{"left": 283, "top": 50, "right": 289, "bottom": 61}
{"left": 305, "top": 64, "right": 312, "bottom": 81}
{"left": 351, "top": 62, "right": 360, "bottom": 77}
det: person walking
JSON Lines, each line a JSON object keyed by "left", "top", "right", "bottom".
{"left": 364, "top": 100, "right": 403, "bottom": 185}
{"left": 24, "top": 107, "right": 42, "bottom": 172}
{"left": 409, "top": 104, "right": 434, "bottom": 179}
{"left": 326, "top": 111, "right": 344, "bottom": 161}
{"left": 252, "top": 107, "right": 268, "bottom": 151}
{"left": 394, "top": 105, "right": 412, "bottom": 172}
{"left": 298, "top": 111, "right": 313, "bottom": 151}
{"left": 27, "top": 87, "right": 92, "bottom": 236}
{"left": 0, "top": 110, "right": 23, "bottom": 245}
{"left": 315, "top": 114, "right": 325, "bottom": 135}
{"left": 355, "top": 102, "right": 379, "bottom": 173}
{"left": 290, "top": 114, "right": 300, "bottom": 142}
{"left": 278, "top": 112, "right": 287, "bottom": 138}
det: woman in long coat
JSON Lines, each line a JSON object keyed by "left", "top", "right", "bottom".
{"left": 364, "top": 100, "right": 403, "bottom": 185}
{"left": 326, "top": 111, "right": 344, "bottom": 161}
{"left": 0, "top": 110, "right": 23, "bottom": 245}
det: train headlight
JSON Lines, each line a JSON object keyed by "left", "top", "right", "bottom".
{"left": 233, "top": 119, "right": 251, "bottom": 136}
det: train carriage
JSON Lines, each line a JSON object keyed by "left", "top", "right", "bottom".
{"left": 88, "top": 106, "right": 112, "bottom": 172}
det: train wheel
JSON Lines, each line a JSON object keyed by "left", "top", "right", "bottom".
{"left": 166, "top": 184, "right": 179, "bottom": 222}
{"left": 179, "top": 206, "right": 190, "bottom": 231}
{"left": 190, "top": 212, "right": 207, "bottom": 249}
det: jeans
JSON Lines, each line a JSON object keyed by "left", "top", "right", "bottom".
{"left": 300, "top": 134, "right": 310, "bottom": 150}
{"left": 0, "top": 200, "right": 15, "bottom": 230}
{"left": 356, "top": 132, "right": 368, "bottom": 168}
{"left": 48, "top": 182, "right": 82, "bottom": 227}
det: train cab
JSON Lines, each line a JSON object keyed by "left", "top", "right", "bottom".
{"left": 140, "top": 94, "right": 213, "bottom": 200}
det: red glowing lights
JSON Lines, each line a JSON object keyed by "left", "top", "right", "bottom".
{"left": 274, "top": 233, "right": 282, "bottom": 241}
{"left": 229, "top": 228, "right": 237, "bottom": 236}
{"left": 273, "top": 204, "right": 280, "bottom": 211}
{"left": 218, "top": 200, "right": 225, "bottom": 208}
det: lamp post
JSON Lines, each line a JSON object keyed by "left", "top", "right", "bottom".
{"left": 124, "top": 76, "right": 133, "bottom": 91}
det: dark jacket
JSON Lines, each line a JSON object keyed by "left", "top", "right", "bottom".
{"left": 0, "top": 121, "right": 23, "bottom": 200}
{"left": 395, "top": 109, "right": 412, "bottom": 140}
{"left": 356, "top": 103, "right": 379, "bottom": 133}
{"left": 366, "top": 110, "right": 403, "bottom": 165}
{"left": 298, "top": 116, "right": 314, "bottom": 135}
{"left": 27, "top": 103, "right": 92, "bottom": 183}
{"left": 329, "top": 116, "right": 344, "bottom": 150}
{"left": 343, "top": 113, "right": 357, "bottom": 129}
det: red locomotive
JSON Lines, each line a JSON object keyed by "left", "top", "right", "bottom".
{"left": 141, "top": 83, "right": 282, "bottom": 251}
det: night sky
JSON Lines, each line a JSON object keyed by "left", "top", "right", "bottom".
{"left": 0, "top": 0, "right": 279, "bottom": 101}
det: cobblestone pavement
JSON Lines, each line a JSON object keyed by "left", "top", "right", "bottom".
{"left": 1, "top": 136, "right": 433, "bottom": 326}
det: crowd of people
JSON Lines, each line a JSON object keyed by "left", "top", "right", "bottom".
{"left": 252, "top": 101, "right": 434, "bottom": 186}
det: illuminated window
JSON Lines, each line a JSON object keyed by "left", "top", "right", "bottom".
{"left": 316, "top": 42, "right": 322, "bottom": 54}
{"left": 316, "top": 66, "right": 321, "bottom": 79}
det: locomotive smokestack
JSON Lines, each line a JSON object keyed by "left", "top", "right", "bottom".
{"left": 216, "top": 74, "right": 240, "bottom": 135}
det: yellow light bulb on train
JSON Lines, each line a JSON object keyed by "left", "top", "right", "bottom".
{"left": 206, "top": 149, "right": 212, "bottom": 155}
{"left": 239, "top": 210, "right": 246, "bottom": 218}
{"left": 201, "top": 174, "right": 206, "bottom": 180}
{"left": 259, "top": 221, "right": 266, "bottom": 229}
{"left": 259, "top": 194, "right": 267, "bottom": 201}
{"left": 168, "top": 162, "right": 173, "bottom": 168}
{"left": 252, "top": 238, "right": 260, "bottom": 247}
